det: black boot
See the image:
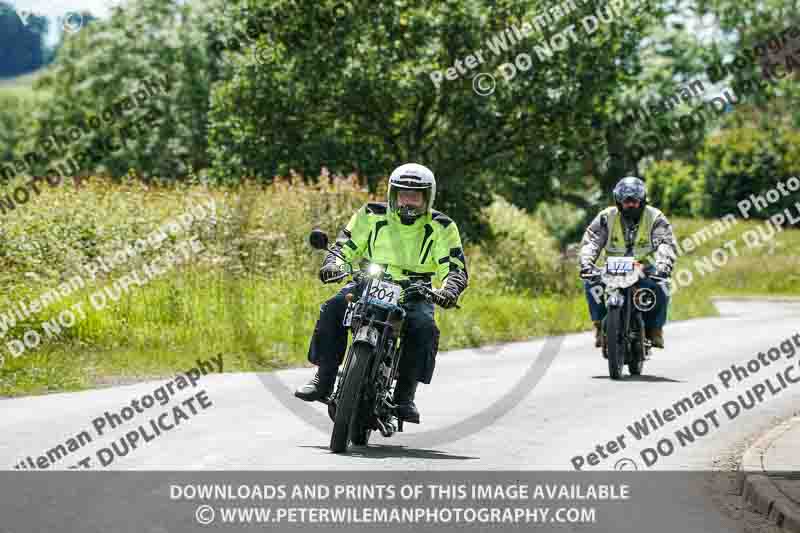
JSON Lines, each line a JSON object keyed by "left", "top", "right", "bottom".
{"left": 393, "top": 375, "right": 420, "bottom": 423}
{"left": 646, "top": 328, "right": 665, "bottom": 348}
{"left": 593, "top": 320, "right": 602, "bottom": 348}
{"left": 294, "top": 368, "right": 336, "bottom": 402}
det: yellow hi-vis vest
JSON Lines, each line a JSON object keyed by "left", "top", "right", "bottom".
{"left": 603, "top": 205, "right": 661, "bottom": 265}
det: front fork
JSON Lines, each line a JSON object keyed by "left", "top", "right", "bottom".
{"left": 604, "top": 287, "right": 648, "bottom": 359}
{"left": 604, "top": 287, "right": 633, "bottom": 346}
{"left": 374, "top": 312, "right": 406, "bottom": 436}
{"left": 332, "top": 308, "right": 406, "bottom": 437}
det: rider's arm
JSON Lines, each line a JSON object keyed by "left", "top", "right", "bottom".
{"left": 434, "top": 220, "right": 468, "bottom": 297}
{"left": 322, "top": 205, "right": 372, "bottom": 269}
{"left": 578, "top": 212, "right": 609, "bottom": 270}
{"left": 650, "top": 215, "right": 678, "bottom": 275}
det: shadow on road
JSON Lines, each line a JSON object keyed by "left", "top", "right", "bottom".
{"left": 301, "top": 445, "right": 479, "bottom": 460}
{"left": 591, "top": 375, "right": 683, "bottom": 382}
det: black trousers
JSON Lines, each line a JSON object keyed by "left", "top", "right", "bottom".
{"left": 307, "top": 282, "right": 440, "bottom": 384}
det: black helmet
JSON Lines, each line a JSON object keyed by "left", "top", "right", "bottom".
{"left": 613, "top": 176, "right": 647, "bottom": 222}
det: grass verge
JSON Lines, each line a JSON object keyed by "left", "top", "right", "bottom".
{"left": 0, "top": 181, "right": 797, "bottom": 396}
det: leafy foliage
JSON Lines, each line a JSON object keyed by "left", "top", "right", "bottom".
{"left": 643, "top": 159, "right": 700, "bottom": 216}
{"left": 645, "top": 120, "right": 800, "bottom": 220}
{"left": 0, "top": 86, "right": 48, "bottom": 168}
{"left": 24, "top": 0, "right": 215, "bottom": 180}
{"left": 696, "top": 123, "right": 800, "bottom": 218}
{"left": 481, "top": 196, "right": 563, "bottom": 293}
{"left": 0, "top": 2, "right": 49, "bottom": 77}
{"left": 207, "top": 0, "right": 669, "bottom": 240}
{"left": 3, "top": 0, "right": 798, "bottom": 240}
{"left": 535, "top": 200, "right": 588, "bottom": 249}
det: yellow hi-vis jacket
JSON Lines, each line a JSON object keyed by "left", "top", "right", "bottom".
{"left": 326, "top": 202, "right": 468, "bottom": 288}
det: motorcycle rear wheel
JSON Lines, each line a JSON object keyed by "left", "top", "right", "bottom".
{"left": 606, "top": 307, "right": 625, "bottom": 380}
{"left": 330, "top": 343, "right": 373, "bottom": 453}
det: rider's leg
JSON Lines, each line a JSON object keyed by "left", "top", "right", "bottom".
{"left": 639, "top": 278, "right": 669, "bottom": 348}
{"left": 394, "top": 301, "right": 437, "bottom": 423}
{"left": 584, "top": 280, "right": 606, "bottom": 348}
{"left": 295, "top": 282, "right": 358, "bottom": 401}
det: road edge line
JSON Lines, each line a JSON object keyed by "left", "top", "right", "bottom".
{"left": 710, "top": 296, "right": 800, "bottom": 303}
{"left": 737, "top": 416, "right": 800, "bottom": 532}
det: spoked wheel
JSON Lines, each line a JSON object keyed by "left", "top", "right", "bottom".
{"left": 330, "top": 343, "right": 372, "bottom": 453}
{"left": 606, "top": 307, "right": 626, "bottom": 380}
{"left": 350, "top": 392, "right": 375, "bottom": 446}
{"left": 351, "top": 426, "right": 372, "bottom": 446}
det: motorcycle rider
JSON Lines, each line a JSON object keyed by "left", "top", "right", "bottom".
{"left": 294, "top": 163, "right": 469, "bottom": 423}
{"left": 578, "top": 176, "right": 677, "bottom": 350}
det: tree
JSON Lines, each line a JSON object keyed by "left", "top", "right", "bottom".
{"left": 696, "top": 123, "right": 800, "bottom": 219}
{"left": 0, "top": 2, "right": 49, "bottom": 77}
{"left": 24, "top": 0, "right": 215, "bottom": 180}
{"left": 208, "top": 0, "right": 669, "bottom": 240}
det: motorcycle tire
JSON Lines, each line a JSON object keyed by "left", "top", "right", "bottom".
{"left": 606, "top": 307, "right": 625, "bottom": 380}
{"left": 330, "top": 343, "right": 373, "bottom": 453}
{"left": 629, "top": 346, "right": 644, "bottom": 376}
{"left": 350, "top": 419, "right": 371, "bottom": 446}
{"left": 350, "top": 383, "right": 375, "bottom": 446}
{"left": 629, "top": 319, "right": 645, "bottom": 376}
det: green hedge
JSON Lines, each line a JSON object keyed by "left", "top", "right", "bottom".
{"left": 0, "top": 86, "right": 45, "bottom": 175}
{"left": 645, "top": 123, "right": 800, "bottom": 220}
{"left": 697, "top": 125, "right": 800, "bottom": 219}
{"left": 644, "top": 159, "right": 701, "bottom": 217}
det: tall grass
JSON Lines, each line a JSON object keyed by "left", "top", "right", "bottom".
{"left": 0, "top": 176, "right": 797, "bottom": 396}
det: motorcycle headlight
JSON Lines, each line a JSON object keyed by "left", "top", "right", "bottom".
{"left": 368, "top": 263, "right": 383, "bottom": 276}
{"left": 602, "top": 270, "right": 639, "bottom": 289}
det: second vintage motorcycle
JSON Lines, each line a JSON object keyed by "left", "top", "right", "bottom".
{"left": 586, "top": 256, "right": 663, "bottom": 380}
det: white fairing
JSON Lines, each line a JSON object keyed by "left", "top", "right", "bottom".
{"left": 602, "top": 260, "right": 644, "bottom": 290}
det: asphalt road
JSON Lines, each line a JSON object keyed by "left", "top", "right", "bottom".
{"left": 1, "top": 299, "right": 799, "bottom": 532}
{"left": 2, "top": 299, "right": 799, "bottom": 471}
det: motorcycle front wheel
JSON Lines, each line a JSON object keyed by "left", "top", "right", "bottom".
{"left": 330, "top": 343, "right": 373, "bottom": 453}
{"left": 628, "top": 316, "right": 645, "bottom": 376}
{"left": 606, "top": 307, "right": 626, "bottom": 380}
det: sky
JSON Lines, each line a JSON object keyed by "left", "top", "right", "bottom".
{"left": 8, "top": 0, "right": 121, "bottom": 45}
{"left": 9, "top": 0, "right": 117, "bottom": 19}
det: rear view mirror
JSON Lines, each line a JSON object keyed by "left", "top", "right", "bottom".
{"left": 309, "top": 229, "right": 329, "bottom": 250}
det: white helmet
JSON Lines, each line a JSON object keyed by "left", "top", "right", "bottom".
{"left": 387, "top": 163, "right": 436, "bottom": 224}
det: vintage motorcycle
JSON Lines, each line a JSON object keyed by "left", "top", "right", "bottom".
{"left": 309, "top": 229, "right": 456, "bottom": 453}
{"left": 585, "top": 256, "right": 664, "bottom": 380}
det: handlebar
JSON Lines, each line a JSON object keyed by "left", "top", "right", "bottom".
{"left": 322, "top": 243, "right": 460, "bottom": 309}
{"left": 580, "top": 266, "right": 603, "bottom": 281}
{"left": 580, "top": 264, "right": 669, "bottom": 283}
{"left": 404, "top": 283, "right": 462, "bottom": 310}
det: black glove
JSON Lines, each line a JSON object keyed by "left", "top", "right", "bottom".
{"left": 430, "top": 287, "right": 458, "bottom": 309}
{"left": 319, "top": 262, "right": 348, "bottom": 284}
{"left": 402, "top": 284, "right": 429, "bottom": 303}
{"left": 580, "top": 265, "right": 598, "bottom": 280}
{"left": 650, "top": 267, "right": 670, "bottom": 281}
